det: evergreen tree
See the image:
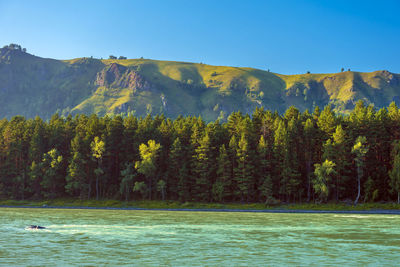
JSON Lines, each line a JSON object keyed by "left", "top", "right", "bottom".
{"left": 192, "top": 133, "right": 213, "bottom": 201}
{"left": 317, "top": 105, "right": 336, "bottom": 137}
{"left": 389, "top": 141, "right": 400, "bottom": 204}
{"left": 389, "top": 154, "right": 400, "bottom": 204}
{"left": 273, "top": 119, "right": 287, "bottom": 201}
{"left": 66, "top": 135, "right": 88, "bottom": 198}
{"left": 104, "top": 115, "right": 124, "bottom": 196}
{"left": 213, "top": 144, "right": 232, "bottom": 202}
{"left": 168, "top": 137, "right": 189, "bottom": 201}
{"left": 331, "top": 125, "right": 351, "bottom": 201}
{"left": 2, "top": 116, "right": 29, "bottom": 199}
{"left": 120, "top": 162, "right": 136, "bottom": 201}
{"left": 234, "top": 133, "right": 255, "bottom": 202}
{"left": 303, "top": 118, "right": 319, "bottom": 202}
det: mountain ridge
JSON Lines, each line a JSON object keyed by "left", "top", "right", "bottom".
{"left": 1, "top": 45, "right": 399, "bottom": 120}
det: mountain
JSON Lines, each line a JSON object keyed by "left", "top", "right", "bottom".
{"left": 1, "top": 44, "right": 399, "bottom": 120}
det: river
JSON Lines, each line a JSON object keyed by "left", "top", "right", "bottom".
{"left": 1, "top": 208, "right": 399, "bottom": 265}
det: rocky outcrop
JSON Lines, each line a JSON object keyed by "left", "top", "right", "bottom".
{"left": 95, "top": 63, "right": 153, "bottom": 92}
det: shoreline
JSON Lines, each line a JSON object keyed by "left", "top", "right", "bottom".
{"left": 1, "top": 205, "right": 400, "bottom": 215}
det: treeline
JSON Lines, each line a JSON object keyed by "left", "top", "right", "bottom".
{"left": 1, "top": 100, "right": 400, "bottom": 204}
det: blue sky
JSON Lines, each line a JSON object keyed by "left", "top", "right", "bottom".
{"left": 0, "top": 0, "right": 399, "bottom": 74}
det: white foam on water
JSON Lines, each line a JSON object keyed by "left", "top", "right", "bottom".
{"left": 333, "top": 214, "right": 400, "bottom": 219}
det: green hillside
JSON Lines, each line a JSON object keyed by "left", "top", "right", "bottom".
{"left": 1, "top": 45, "right": 399, "bottom": 120}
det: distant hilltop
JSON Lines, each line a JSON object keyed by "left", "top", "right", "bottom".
{"left": 0, "top": 44, "right": 399, "bottom": 120}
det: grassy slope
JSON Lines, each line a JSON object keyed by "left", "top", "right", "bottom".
{"left": 1, "top": 48, "right": 399, "bottom": 120}
{"left": 0, "top": 50, "right": 104, "bottom": 118}
{"left": 83, "top": 58, "right": 400, "bottom": 119}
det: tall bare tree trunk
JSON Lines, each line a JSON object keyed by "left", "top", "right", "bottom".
{"left": 88, "top": 183, "right": 91, "bottom": 200}
{"left": 354, "top": 166, "right": 361, "bottom": 205}
{"left": 149, "top": 178, "right": 152, "bottom": 200}
{"left": 307, "top": 160, "right": 311, "bottom": 202}
{"left": 22, "top": 171, "right": 25, "bottom": 200}
{"left": 336, "top": 176, "right": 339, "bottom": 202}
{"left": 96, "top": 176, "right": 99, "bottom": 200}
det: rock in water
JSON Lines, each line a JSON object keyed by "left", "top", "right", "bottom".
{"left": 26, "top": 225, "right": 46, "bottom": 230}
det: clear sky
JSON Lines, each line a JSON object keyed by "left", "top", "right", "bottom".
{"left": 0, "top": 0, "right": 399, "bottom": 74}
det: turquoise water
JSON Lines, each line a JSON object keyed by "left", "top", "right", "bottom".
{"left": 0, "top": 208, "right": 399, "bottom": 266}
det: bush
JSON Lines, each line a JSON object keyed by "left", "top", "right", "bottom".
{"left": 265, "top": 196, "right": 280, "bottom": 206}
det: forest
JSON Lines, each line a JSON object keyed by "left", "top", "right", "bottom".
{"left": 1, "top": 100, "right": 400, "bottom": 205}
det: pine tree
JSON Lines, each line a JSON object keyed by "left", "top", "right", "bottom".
{"left": 120, "top": 162, "right": 136, "bottom": 201}
{"left": 303, "top": 118, "right": 319, "bottom": 202}
{"left": 234, "top": 133, "right": 254, "bottom": 202}
{"left": 317, "top": 105, "right": 336, "bottom": 137}
{"left": 285, "top": 118, "right": 302, "bottom": 202}
{"left": 388, "top": 102, "right": 400, "bottom": 139}
{"left": 389, "top": 154, "right": 400, "bottom": 204}
{"left": 105, "top": 115, "right": 124, "bottom": 196}
{"left": 331, "top": 125, "right": 351, "bottom": 201}
{"left": 273, "top": 119, "right": 287, "bottom": 201}
{"left": 2, "top": 116, "right": 29, "bottom": 199}
{"left": 389, "top": 141, "right": 400, "bottom": 204}
{"left": 192, "top": 133, "right": 213, "bottom": 201}
{"left": 228, "top": 135, "right": 238, "bottom": 200}
{"left": 167, "top": 137, "right": 189, "bottom": 201}
{"left": 29, "top": 117, "right": 47, "bottom": 164}
{"left": 257, "top": 136, "right": 273, "bottom": 202}
{"left": 213, "top": 144, "right": 232, "bottom": 202}
{"left": 66, "top": 135, "right": 88, "bottom": 198}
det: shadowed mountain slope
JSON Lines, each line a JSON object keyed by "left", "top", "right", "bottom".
{"left": 1, "top": 45, "right": 399, "bottom": 120}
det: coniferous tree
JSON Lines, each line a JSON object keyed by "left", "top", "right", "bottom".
{"left": 303, "top": 118, "right": 318, "bottom": 202}
{"left": 2, "top": 104, "right": 400, "bottom": 204}
{"left": 105, "top": 115, "right": 124, "bottom": 196}
{"left": 3, "top": 116, "right": 29, "bottom": 199}
{"left": 168, "top": 137, "right": 189, "bottom": 201}
{"left": 331, "top": 125, "right": 351, "bottom": 201}
{"left": 192, "top": 133, "right": 213, "bottom": 201}
{"left": 234, "top": 133, "right": 254, "bottom": 202}
{"left": 390, "top": 154, "right": 400, "bottom": 204}
{"left": 120, "top": 162, "right": 136, "bottom": 201}
{"left": 317, "top": 105, "right": 336, "bottom": 137}
{"left": 257, "top": 136, "right": 273, "bottom": 203}
{"left": 66, "top": 134, "right": 88, "bottom": 198}
{"left": 389, "top": 141, "right": 400, "bottom": 204}
{"left": 273, "top": 119, "right": 287, "bottom": 201}
{"left": 213, "top": 144, "right": 232, "bottom": 202}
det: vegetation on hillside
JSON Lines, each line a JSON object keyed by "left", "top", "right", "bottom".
{"left": 1, "top": 101, "right": 400, "bottom": 205}
{"left": 1, "top": 44, "right": 399, "bottom": 120}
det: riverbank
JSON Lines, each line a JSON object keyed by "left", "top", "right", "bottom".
{"left": 1, "top": 199, "right": 400, "bottom": 214}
